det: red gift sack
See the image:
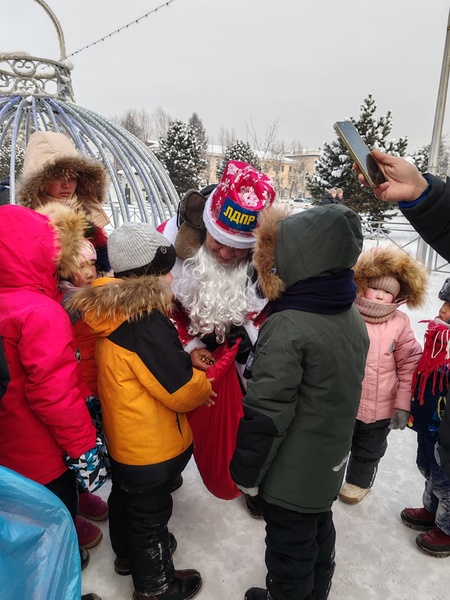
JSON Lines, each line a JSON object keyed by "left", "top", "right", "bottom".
{"left": 187, "top": 341, "right": 243, "bottom": 500}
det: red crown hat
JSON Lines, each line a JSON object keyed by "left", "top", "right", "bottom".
{"left": 203, "top": 160, "right": 276, "bottom": 249}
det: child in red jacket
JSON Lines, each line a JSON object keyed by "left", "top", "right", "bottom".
{"left": 401, "top": 278, "right": 450, "bottom": 557}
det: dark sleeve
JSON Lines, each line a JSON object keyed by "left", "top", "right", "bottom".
{"left": 399, "top": 175, "right": 450, "bottom": 262}
{"left": 109, "top": 312, "right": 194, "bottom": 394}
{"left": 230, "top": 315, "right": 304, "bottom": 488}
{"left": 438, "top": 390, "right": 450, "bottom": 477}
{"left": 0, "top": 336, "right": 10, "bottom": 400}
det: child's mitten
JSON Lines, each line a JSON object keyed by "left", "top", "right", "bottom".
{"left": 389, "top": 409, "right": 410, "bottom": 430}
{"left": 65, "top": 436, "right": 107, "bottom": 492}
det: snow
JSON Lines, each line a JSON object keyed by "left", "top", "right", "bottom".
{"left": 82, "top": 268, "right": 450, "bottom": 600}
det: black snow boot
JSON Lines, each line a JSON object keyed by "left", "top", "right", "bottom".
{"left": 133, "top": 569, "right": 202, "bottom": 600}
{"left": 244, "top": 588, "right": 272, "bottom": 600}
{"left": 114, "top": 532, "right": 178, "bottom": 576}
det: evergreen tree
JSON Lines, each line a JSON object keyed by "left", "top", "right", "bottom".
{"left": 0, "top": 129, "right": 25, "bottom": 181}
{"left": 158, "top": 119, "right": 208, "bottom": 196}
{"left": 188, "top": 112, "right": 208, "bottom": 181}
{"left": 411, "top": 140, "right": 450, "bottom": 180}
{"left": 307, "top": 95, "right": 408, "bottom": 222}
{"left": 216, "top": 140, "right": 261, "bottom": 180}
{"left": 189, "top": 112, "right": 208, "bottom": 153}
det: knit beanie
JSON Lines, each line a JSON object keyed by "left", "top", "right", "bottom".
{"left": 368, "top": 275, "right": 401, "bottom": 299}
{"left": 203, "top": 160, "right": 275, "bottom": 249}
{"left": 438, "top": 277, "right": 450, "bottom": 302}
{"left": 108, "top": 221, "right": 176, "bottom": 276}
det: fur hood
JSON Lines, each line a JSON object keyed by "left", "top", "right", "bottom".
{"left": 36, "top": 201, "right": 88, "bottom": 280}
{"left": 66, "top": 275, "right": 173, "bottom": 336}
{"left": 17, "top": 131, "right": 108, "bottom": 223}
{"left": 353, "top": 246, "right": 428, "bottom": 309}
{"left": 254, "top": 204, "right": 363, "bottom": 301}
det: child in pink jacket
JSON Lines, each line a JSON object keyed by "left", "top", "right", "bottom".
{"left": 339, "top": 246, "right": 428, "bottom": 504}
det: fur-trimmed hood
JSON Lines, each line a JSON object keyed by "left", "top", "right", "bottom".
{"left": 17, "top": 131, "right": 109, "bottom": 226}
{"left": 35, "top": 200, "right": 88, "bottom": 280}
{"left": 253, "top": 204, "right": 363, "bottom": 301}
{"left": 66, "top": 276, "right": 174, "bottom": 337}
{"left": 353, "top": 246, "right": 429, "bottom": 308}
{"left": 0, "top": 203, "right": 87, "bottom": 297}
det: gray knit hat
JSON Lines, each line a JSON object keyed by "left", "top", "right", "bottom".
{"left": 439, "top": 278, "right": 450, "bottom": 302}
{"left": 108, "top": 221, "right": 176, "bottom": 276}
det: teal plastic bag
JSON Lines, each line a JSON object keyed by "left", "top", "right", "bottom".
{"left": 0, "top": 466, "right": 81, "bottom": 600}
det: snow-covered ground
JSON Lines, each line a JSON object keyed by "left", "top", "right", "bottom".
{"left": 82, "top": 259, "right": 450, "bottom": 600}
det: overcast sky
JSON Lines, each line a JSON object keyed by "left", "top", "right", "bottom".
{"left": 2, "top": 0, "right": 449, "bottom": 153}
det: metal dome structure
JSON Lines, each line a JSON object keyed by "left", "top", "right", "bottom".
{"left": 0, "top": 0, "right": 179, "bottom": 228}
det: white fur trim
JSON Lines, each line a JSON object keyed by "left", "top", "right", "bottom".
{"left": 184, "top": 337, "right": 206, "bottom": 353}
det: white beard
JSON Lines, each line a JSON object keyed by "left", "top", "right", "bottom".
{"left": 173, "top": 245, "right": 258, "bottom": 343}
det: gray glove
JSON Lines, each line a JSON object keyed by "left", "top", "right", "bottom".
{"left": 388, "top": 409, "right": 410, "bottom": 430}
{"left": 435, "top": 441, "right": 442, "bottom": 466}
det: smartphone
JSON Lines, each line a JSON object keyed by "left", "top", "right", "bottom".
{"left": 333, "top": 121, "right": 386, "bottom": 188}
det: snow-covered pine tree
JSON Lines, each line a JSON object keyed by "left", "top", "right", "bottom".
{"left": 0, "top": 129, "right": 25, "bottom": 181}
{"left": 411, "top": 140, "right": 450, "bottom": 180}
{"left": 189, "top": 113, "right": 207, "bottom": 153}
{"left": 188, "top": 112, "right": 208, "bottom": 182}
{"left": 216, "top": 140, "right": 261, "bottom": 180}
{"left": 307, "top": 95, "right": 408, "bottom": 222}
{"left": 158, "top": 119, "right": 208, "bottom": 196}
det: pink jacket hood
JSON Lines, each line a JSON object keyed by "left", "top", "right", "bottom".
{"left": 0, "top": 205, "right": 60, "bottom": 299}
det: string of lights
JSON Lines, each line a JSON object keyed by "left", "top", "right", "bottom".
{"left": 66, "top": 0, "right": 178, "bottom": 58}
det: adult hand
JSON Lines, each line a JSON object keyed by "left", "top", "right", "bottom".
{"left": 190, "top": 348, "right": 216, "bottom": 371}
{"left": 354, "top": 150, "right": 429, "bottom": 204}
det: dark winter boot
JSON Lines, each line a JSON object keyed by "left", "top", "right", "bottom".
{"left": 132, "top": 569, "right": 202, "bottom": 600}
{"left": 171, "top": 474, "right": 183, "bottom": 493}
{"left": 80, "top": 547, "right": 90, "bottom": 571}
{"left": 401, "top": 507, "right": 436, "bottom": 531}
{"left": 114, "top": 532, "right": 178, "bottom": 576}
{"left": 81, "top": 595, "right": 101, "bottom": 600}
{"left": 416, "top": 527, "right": 450, "bottom": 557}
{"left": 244, "top": 494, "right": 264, "bottom": 519}
{"left": 244, "top": 588, "right": 272, "bottom": 600}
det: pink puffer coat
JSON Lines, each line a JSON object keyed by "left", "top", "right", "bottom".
{"left": 357, "top": 310, "right": 422, "bottom": 423}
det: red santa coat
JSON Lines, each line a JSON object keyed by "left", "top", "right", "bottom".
{"left": 159, "top": 215, "right": 267, "bottom": 499}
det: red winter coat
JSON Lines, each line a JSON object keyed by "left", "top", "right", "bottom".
{"left": 0, "top": 205, "right": 97, "bottom": 485}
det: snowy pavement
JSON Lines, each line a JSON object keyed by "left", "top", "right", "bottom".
{"left": 82, "top": 270, "right": 450, "bottom": 600}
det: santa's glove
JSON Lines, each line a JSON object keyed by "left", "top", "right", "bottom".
{"left": 65, "top": 436, "right": 107, "bottom": 493}
{"left": 236, "top": 484, "right": 259, "bottom": 497}
{"left": 388, "top": 409, "right": 410, "bottom": 430}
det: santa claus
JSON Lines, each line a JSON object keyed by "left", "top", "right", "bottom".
{"left": 159, "top": 161, "right": 275, "bottom": 514}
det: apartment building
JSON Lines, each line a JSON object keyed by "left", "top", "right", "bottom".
{"left": 205, "top": 145, "right": 321, "bottom": 199}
